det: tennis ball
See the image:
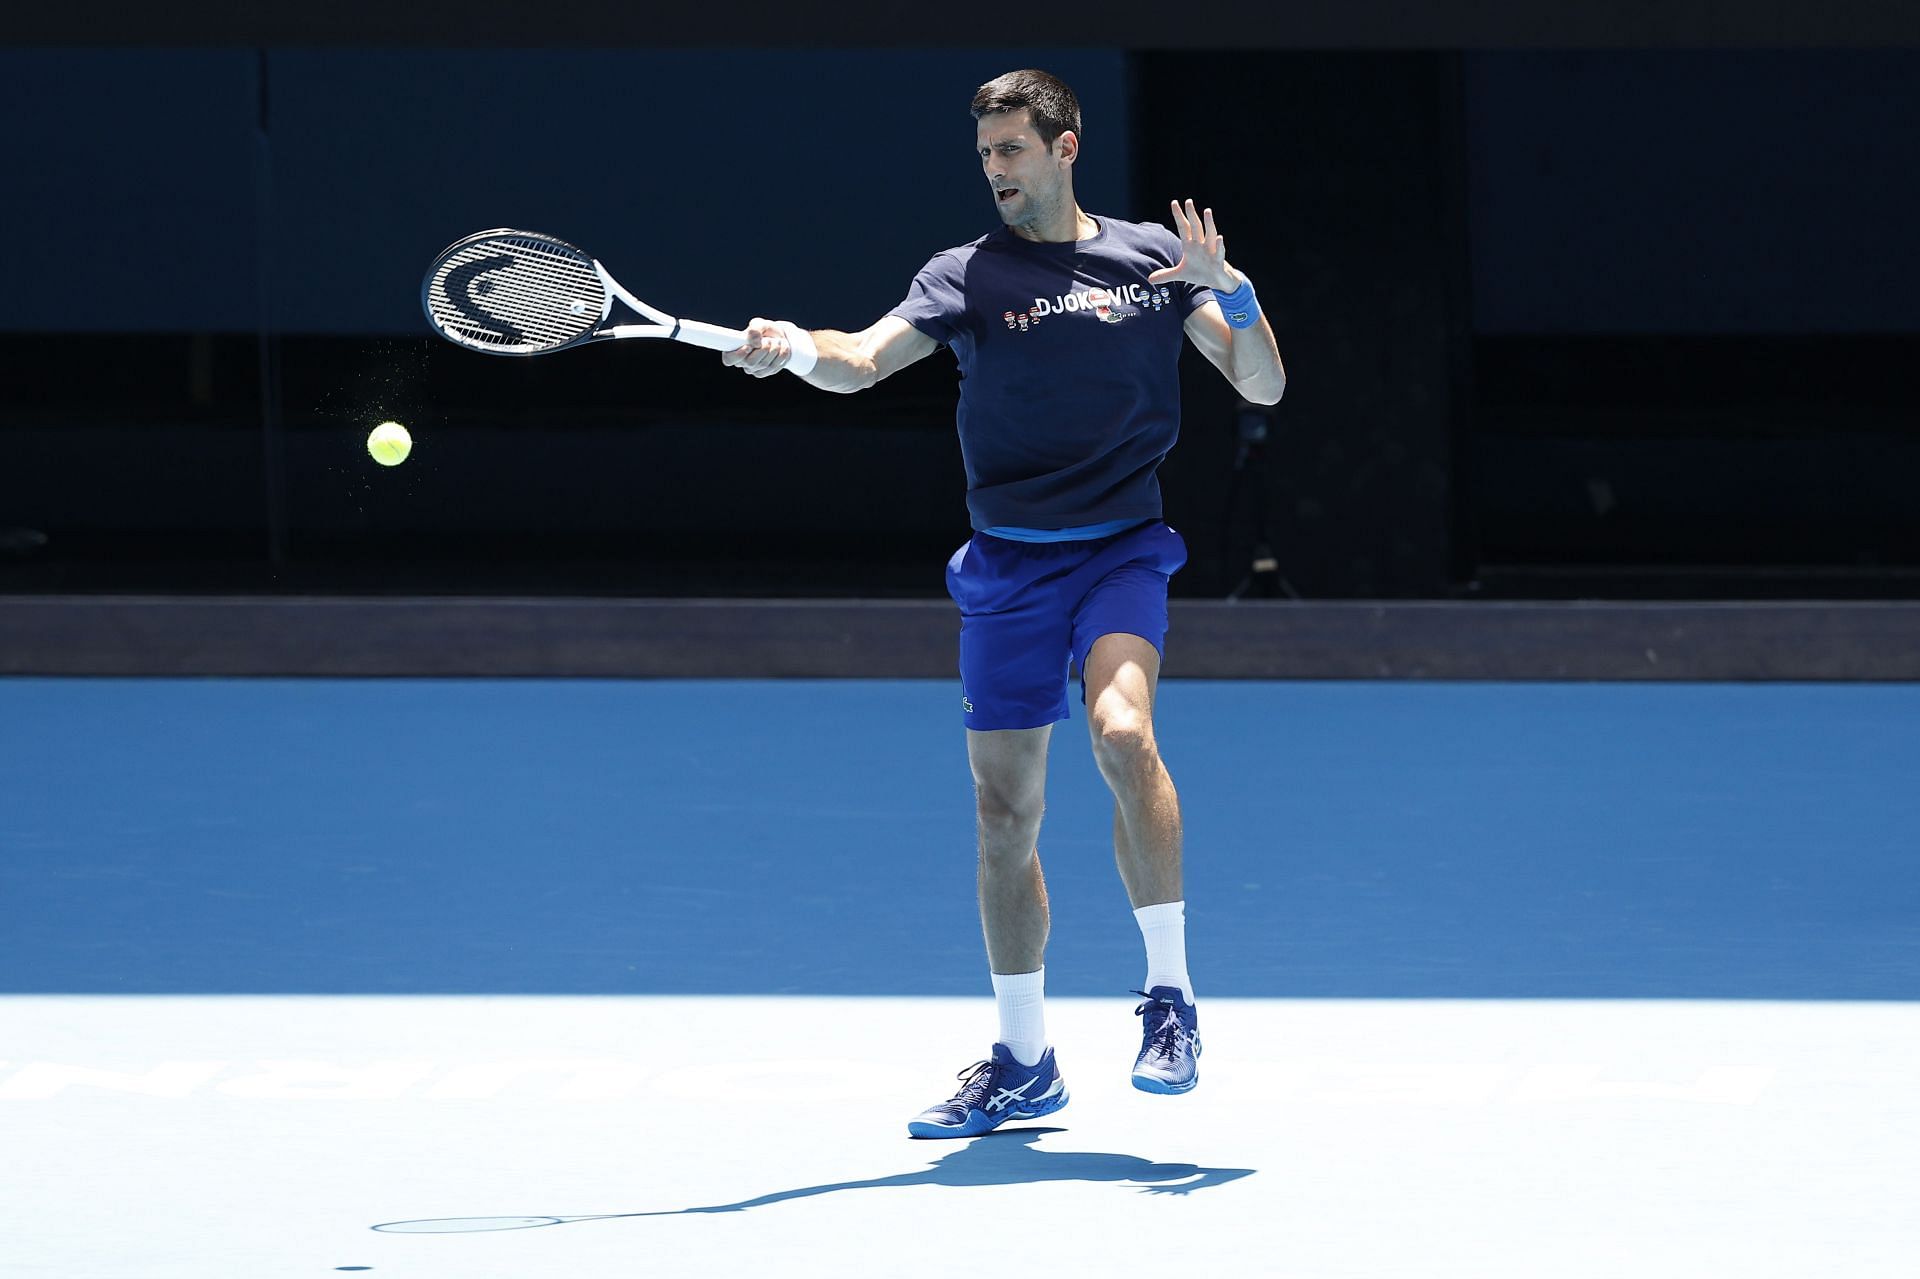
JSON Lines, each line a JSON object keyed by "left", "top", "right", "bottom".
{"left": 367, "top": 421, "right": 412, "bottom": 467}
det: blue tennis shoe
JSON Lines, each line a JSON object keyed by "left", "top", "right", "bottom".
{"left": 907, "top": 1043, "right": 1069, "bottom": 1139}
{"left": 1131, "top": 986, "right": 1201, "bottom": 1094}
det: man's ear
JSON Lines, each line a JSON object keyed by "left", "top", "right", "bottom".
{"left": 1055, "top": 130, "right": 1079, "bottom": 165}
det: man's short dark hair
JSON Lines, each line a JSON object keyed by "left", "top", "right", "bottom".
{"left": 970, "top": 69, "right": 1082, "bottom": 152}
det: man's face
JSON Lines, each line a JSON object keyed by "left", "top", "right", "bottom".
{"left": 977, "top": 109, "right": 1072, "bottom": 228}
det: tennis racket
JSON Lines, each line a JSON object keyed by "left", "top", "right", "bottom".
{"left": 420, "top": 229, "right": 747, "bottom": 358}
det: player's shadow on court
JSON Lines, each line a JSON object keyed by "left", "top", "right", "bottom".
{"left": 688, "top": 1128, "right": 1255, "bottom": 1213}
{"left": 374, "top": 1129, "right": 1255, "bottom": 1233}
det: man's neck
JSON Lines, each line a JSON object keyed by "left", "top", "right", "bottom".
{"left": 1013, "top": 204, "right": 1097, "bottom": 245}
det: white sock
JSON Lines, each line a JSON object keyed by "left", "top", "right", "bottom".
{"left": 1134, "top": 901, "right": 1193, "bottom": 1003}
{"left": 990, "top": 968, "right": 1048, "bottom": 1067}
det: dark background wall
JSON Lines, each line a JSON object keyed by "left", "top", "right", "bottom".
{"left": 1, "top": 35, "right": 1915, "bottom": 599}
{"left": 3, "top": 49, "right": 1133, "bottom": 336}
{"left": 1463, "top": 50, "right": 1920, "bottom": 596}
{"left": 1467, "top": 51, "right": 1918, "bottom": 336}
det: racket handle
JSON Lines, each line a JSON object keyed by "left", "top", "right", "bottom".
{"left": 672, "top": 319, "right": 749, "bottom": 352}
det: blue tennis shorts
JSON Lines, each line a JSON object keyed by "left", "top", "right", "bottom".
{"left": 945, "top": 521, "right": 1188, "bottom": 731}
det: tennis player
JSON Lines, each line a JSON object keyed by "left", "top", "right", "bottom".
{"left": 723, "top": 69, "right": 1284, "bottom": 1138}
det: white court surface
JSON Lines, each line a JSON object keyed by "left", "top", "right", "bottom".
{"left": 7, "top": 995, "right": 1917, "bottom": 1278}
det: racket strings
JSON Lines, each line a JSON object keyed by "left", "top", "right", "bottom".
{"left": 453, "top": 271, "right": 591, "bottom": 332}
{"left": 426, "top": 236, "right": 606, "bottom": 353}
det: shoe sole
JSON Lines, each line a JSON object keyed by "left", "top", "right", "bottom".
{"left": 906, "top": 1084, "right": 1070, "bottom": 1139}
{"left": 1131, "top": 1072, "right": 1197, "bottom": 1095}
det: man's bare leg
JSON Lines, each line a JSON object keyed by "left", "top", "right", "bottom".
{"left": 1083, "top": 631, "right": 1200, "bottom": 1092}
{"left": 1083, "top": 634, "right": 1182, "bottom": 909}
{"left": 906, "top": 725, "right": 1069, "bottom": 1137}
{"left": 965, "top": 724, "right": 1052, "bottom": 975}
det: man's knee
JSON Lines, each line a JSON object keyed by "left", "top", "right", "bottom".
{"left": 975, "top": 777, "right": 1043, "bottom": 835}
{"left": 1090, "top": 702, "right": 1158, "bottom": 778}
{"left": 974, "top": 776, "right": 1044, "bottom": 870}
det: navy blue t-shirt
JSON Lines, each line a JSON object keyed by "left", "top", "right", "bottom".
{"left": 888, "top": 216, "right": 1213, "bottom": 531}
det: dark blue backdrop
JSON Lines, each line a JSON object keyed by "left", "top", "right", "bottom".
{"left": 1467, "top": 51, "right": 1920, "bottom": 333}
{"left": 1, "top": 49, "right": 1130, "bottom": 335}
{"left": 6, "top": 49, "right": 1915, "bottom": 336}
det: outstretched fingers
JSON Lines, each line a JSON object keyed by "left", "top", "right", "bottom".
{"left": 1158, "top": 198, "right": 1235, "bottom": 288}
{"left": 1154, "top": 199, "right": 1197, "bottom": 284}
{"left": 1162, "top": 197, "right": 1238, "bottom": 292}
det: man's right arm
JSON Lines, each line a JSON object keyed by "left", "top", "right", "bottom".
{"left": 722, "top": 315, "right": 938, "bottom": 394}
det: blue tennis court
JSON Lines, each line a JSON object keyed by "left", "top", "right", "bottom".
{"left": 5, "top": 677, "right": 1915, "bottom": 998}
{"left": 4, "top": 677, "right": 1916, "bottom": 1276}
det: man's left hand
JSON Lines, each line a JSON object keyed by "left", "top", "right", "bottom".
{"left": 1148, "top": 199, "right": 1240, "bottom": 293}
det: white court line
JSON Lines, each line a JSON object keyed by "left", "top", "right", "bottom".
{"left": 6, "top": 996, "right": 1917, "bottom": 1279}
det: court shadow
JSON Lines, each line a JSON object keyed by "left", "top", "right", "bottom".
{"left": 682, "top": 1127, "right": 1256, "bottom": 1214}
{"left": 374, "top": 1127, "right": 1255, "bottom": 1232}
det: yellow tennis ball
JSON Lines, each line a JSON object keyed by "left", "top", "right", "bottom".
{"left": 367, "top": 421, "right": 412, "bottom": 466}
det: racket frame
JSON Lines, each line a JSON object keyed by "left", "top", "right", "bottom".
{"left": 421, "top": 228, "right": 746, "bottom": 357}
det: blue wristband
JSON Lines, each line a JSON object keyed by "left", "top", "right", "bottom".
{"left": 1213, "top": 275, "right": 1259, "bottom": 329}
